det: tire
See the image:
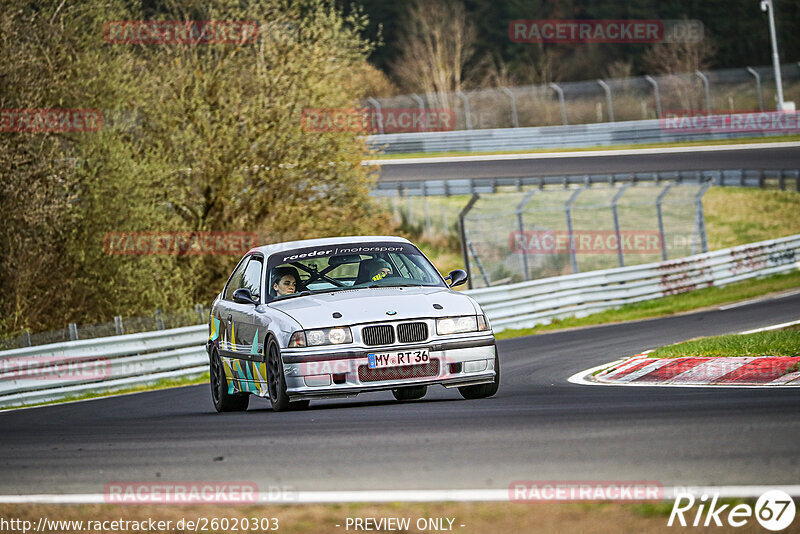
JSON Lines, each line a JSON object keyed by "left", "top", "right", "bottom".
{"left": 392, "top": 385, "right": 427, "bottom": 401}
{"left": 265, "top": 338, "right": 310, "bottom": 412}
{"left": 458, "top": 350, "right": 500, "bottom": 400}
{"left": 210, "top": 347, "right": 249, "bottom": 412}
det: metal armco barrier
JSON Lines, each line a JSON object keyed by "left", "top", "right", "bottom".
{"left": 0, "top": 325, "right": 208, "bottom": 408}
{"left": 467, "top": 234, "right": 799, "bottom": 332}
{"left": 366, "top": 117, "right": 794, "bottom": 155}
{"left": 0, "top": 234, "right": 797, "bottom": 407}
{"left": 373, "top": 169, "right": 800, "bottom": 197}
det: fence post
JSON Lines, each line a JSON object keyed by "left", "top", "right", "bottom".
{"left": 155, "top": 310, "right": 165, "bottom": 330}
{"left": 644, "top": 75, "right": 662, "bottom": 118}
{"left": 611, "top": 184, "right": 630, "bottom": 267}
{"left": 549, "top": 83, "right": 568, "bottom": 125}
{"left": 68, "top": 323, "right": 78, "bottom": 341}
{"left": 746, "top": 67, "right": 764, "bottom": 111}
{"left": 22, "top": 330, "right": 31, "bottom": 347}
{"left": 597, "top": 79, "right": 615, "bottom": 122}
{"left": 564, "top": 188, "right": 584, "bottom": 274}
{"left": 456, "top": 90, "right": 472, "bottom": 130}
{"left": 696, "top": 71, "right": 712, "bottom": 113}
{"left": 693, "top": 182, "right": 712, "bottom": 254}
{"left": 656, "top": 184, "right": 673, "bottom": 261}
{"left": 367, "top": 97, "right": 384, "bottom": 134}
{"left": 114, "top": 315, "right": 124, "bottom": 335}
{"left": 458, "top": 194, "right": 480, "bottom": 289}
{"left": 500, "top": 87, "right": 520, "bottom": 128}
{"left": 516, "top": 190, "right": 538, "bottom": 280}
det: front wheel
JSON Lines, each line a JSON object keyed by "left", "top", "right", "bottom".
{"left": 392, "top": 385, "right": 427, "bottom": 401}
{"left": 266, "top": 338, "right": 310, "bottom": 412}
{"left": 458, "top": 350, "right": 500, "bottom": 400}
{"left": 210, "top": 347, "right": 249, "bottom": 412}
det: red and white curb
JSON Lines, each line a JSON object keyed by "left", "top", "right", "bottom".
{"left": 570, "top": 320, "right": 800, "bottom": 388}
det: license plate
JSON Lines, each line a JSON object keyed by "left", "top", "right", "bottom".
{"left": 368, "top": 349, "right": 430, "bottom": 369}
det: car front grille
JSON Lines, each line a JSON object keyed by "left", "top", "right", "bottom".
{"left": 397, "top": 322, "right": 428, "bottom": 343}
{"left": 358, "top": 359, "right": 440, "bottom": 382}
{"left": 361, "top": 325, "right": 395, "bottom": 346}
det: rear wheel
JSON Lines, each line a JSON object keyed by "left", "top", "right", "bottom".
{"left": 458, "top": 350, "right": 500, "bottom": 400}
{"left": 392, "top": 385, "right": 427, "bottom": 401}
{"left": 266, "top": 338, "right": 310, "bottom": 412}
{"left": 210, "top": 347, "right": 249, "bottom": 412}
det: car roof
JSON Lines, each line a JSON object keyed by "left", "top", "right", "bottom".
{"left": 248, "top": 235, "right": 413, "bottom": 257}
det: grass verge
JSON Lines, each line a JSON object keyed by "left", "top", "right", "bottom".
{"left": 648, "top": 330, "right": 800, "bottom": 359}
{"left": 0, "top": 373, "right": 209, "bottom": 411}
{"left": 368, "top": 134, "right": 800, "bottom": 160}
{"left": 495, "top": 270, "right": 800, "bottom": 340}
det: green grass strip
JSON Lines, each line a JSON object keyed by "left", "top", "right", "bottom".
{"left": 495, "top": 269, "right": 800, "bottom": 340}
{"left": 649, "top": 330, "right": 800, "bottom": 358}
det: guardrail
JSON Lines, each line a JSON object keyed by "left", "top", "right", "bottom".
{"left": 366, "top": 117, "right": 795, "bottom": 154}
{"left": 0, "top": 326, "right": 208, "bottom": 408}
{"left": 0, "top": 234, "right": 797, "bottom": 407}
{"left": 468, "top": 234, "right": 799, "bottom": 332}
{"left": 373, "top": 169, "right": 800, "bottom": 197}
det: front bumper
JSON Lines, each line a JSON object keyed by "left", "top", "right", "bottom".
{"left": 280, "top": 334, "right": 497, "bottom": 401}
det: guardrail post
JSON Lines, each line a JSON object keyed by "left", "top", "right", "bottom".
{"left": 597, "top": 79, "right": 615, "bottom": 122}
{"left": 367, "top": 97, "right": 384, "bottom": 134}
{"left": 611, "top": 184, "right": 630, "bottom": 267}
{"left": 549, "top": 83, "right": 568, "bottom": 125}
{"left": 155, "top": 310, "right": 165, "bottom": 330}
{"left": 500, "top": 87, "right": 520, "bottom": 128}
{"left": 22, "top": 330, "right": 31, "bottom": 347}
{"left": 656, "top": 184, "right": 673, "bottom": 260}
{"left": 564, "top": 188, "right": 584, "bottom": 274}
{"left": 696, "top": 71, "right": 712, "bottom": 114}
{"left": 456, "top": 90, "right": 472, "bottom": 130}
{"left": 746, "top": 67, "right": 764, "bottom": 112}
{"left": 410, "top": 94, "right": 426, "bottom": 132}
{"left": 644, "top": 75, "right": 662, "bottom": 118}
{"left": 114, "top": 315, "right": 124, "bottom": 335}
{"left": 68, "top": 323, "right": 78, "bottom": 341}
{"left": 516, "top": 190, "right": 538, "bottom": 280}
{"left": 424, "top": 193, "right": 432, "bottom": 235}
{"left": 458, "top": 194, "right": 480, "bottom": 289}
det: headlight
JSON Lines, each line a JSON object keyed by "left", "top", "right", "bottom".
{"left": 289, "top": 327, "right": 353, "bottom": 348}
{"left": 436, "top": 315, "right": 478, "bottom": 335}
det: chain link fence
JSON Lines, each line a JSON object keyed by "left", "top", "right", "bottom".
{"left": 458, "top": 183, "right": 709, "bottom": 288}
{"left": 0, "top": 305, "right": 209, "bottom": 351}
{"left": 365, "top": 63, "right": 800, "bottom": 131}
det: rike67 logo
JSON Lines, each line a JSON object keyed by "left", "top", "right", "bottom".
{"left": 668, "top": 490, "right": 796, "bottom": 531}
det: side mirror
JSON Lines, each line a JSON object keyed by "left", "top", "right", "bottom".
{"left": 445, "top": 269, "right": 468, "bottom": 288}
{"left": 233, "top": 288, "right": 257, "bottom": 305}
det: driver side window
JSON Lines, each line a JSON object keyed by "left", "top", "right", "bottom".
{"left": 223, "top": 257, "right": 248, "bottom": 300}
{"left": 241, "top": 256, "right": 263, "bottom": 302}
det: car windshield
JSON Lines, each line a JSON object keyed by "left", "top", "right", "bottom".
{"left": 266, "top": 241, "right": 446, "bottom": 302}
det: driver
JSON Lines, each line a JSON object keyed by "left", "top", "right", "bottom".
{"left": 367, "top": 259, "right": 393, "bottom": 282}
{"left": 272, "top": 266, "right": 299, "bottom": 296}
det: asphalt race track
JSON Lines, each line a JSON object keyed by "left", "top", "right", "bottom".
{"left": 376, "top": 144, "right": 800, "bottom": 181}
{"left": 1, "top": 292, "right": 798, "bottom": 495}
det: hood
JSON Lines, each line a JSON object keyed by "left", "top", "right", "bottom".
{"left": 269, "top": 286, "right": 477, "bottom": 329}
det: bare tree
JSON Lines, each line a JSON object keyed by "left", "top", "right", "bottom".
{"left": 390, "top": 0, "right": 476, "bottom": 111}
{"left": 644, "top": 36, "right": 717, "bottom": 110}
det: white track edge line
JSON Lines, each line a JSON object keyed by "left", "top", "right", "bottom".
{"left": 738, "top": 318, "right": 800, "bottom": 334}
{"left": 3, "top": 486, "right": 800, "bottom": 503}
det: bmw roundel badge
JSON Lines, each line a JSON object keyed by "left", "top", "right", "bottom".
{"left": 386, "top": 310, "right": 397, "bottom": 316}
